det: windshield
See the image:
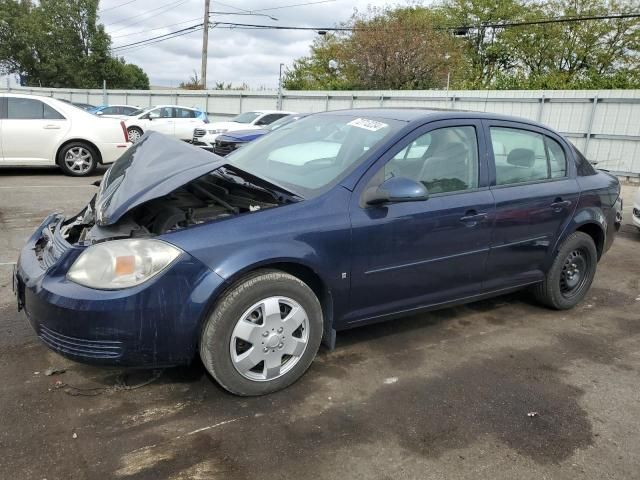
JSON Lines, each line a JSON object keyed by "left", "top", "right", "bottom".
{"left": 231, "top": 111, "right": 261, "bottom": 124}
{"left": 229, "top": 114, "right": 404, "bottom": 198}
{"left": 129, "top": 108, "right": 145, "bottom": 116}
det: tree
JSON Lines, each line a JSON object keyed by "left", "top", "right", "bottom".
{"left": 284, "top": 0, "right": 640, "bottom": 90}
{"left": 439, "top": 0, "right": 527, "bottom": 88}
{"left": 283, "top": 6, "right": 463, "bottom": 90}
{"left": 179, "top": 70, "right": 204, "bottom": 90}
{"left": 496, "top": 0, "right": 640, "bottom": 88}
{"left": 0, "top": 0, "right": 150, "bottom": 89}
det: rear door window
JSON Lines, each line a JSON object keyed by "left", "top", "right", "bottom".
{"left": 490, "top": 127, "right": 566, "bottom": 185}
{"left": 8, "top": 98, "right": 64, "bottom": 120}
{"left": 176, "top": 108, "right": 196, "bottom": 118}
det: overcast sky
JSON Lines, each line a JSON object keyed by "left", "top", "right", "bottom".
{"left": 99, "top": 0, "right": 409, "bottom": 88}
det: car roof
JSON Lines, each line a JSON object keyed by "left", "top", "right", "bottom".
{"left": 316, "top": 107, "right": 552, "bottom": 129}
{"left": 150, "top": 104, "right": 201, "bottom": 109}
{"left": 246, "top": 110, "right": 296, "bottom": 115}
{"left": 100, "top": 104, "right": 138, "bottom": 108}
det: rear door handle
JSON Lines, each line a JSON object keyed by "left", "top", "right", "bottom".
{"left": 460, "top": 212, "right": 488, "bottom": 224}
{"left": 43, "top": 124, "right": 61, "bottom": 129}
{"left": 550, "top": 199, "right": 572, "bottom": 210}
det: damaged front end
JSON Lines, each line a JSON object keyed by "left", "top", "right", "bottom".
{"left": 18, "top": 132, "right": 302, "bottom": 366}
{"left": 56, "top": 132, "right": 301, "bottom": 247}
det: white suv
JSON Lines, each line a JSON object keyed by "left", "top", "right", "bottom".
{"left": 193, "top": 110, "right": 295, "bottom": 150}
{"left": 632, "top": 187, "right": 640, "bottom": 231}
{"left": 124, "top": 105, "right": 209, "bottom": 142}
{"left": 0, "top": 93, "right": 130, "bottom": 176}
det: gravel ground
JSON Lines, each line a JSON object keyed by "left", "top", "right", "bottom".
{"left": 1, "top": 166, "right": 639, "bottom": 480}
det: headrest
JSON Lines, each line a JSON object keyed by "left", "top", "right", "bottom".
{"left": 507, "top": 148, "right": 535, "bottom": 167}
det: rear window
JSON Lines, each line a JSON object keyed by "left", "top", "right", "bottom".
{"left": 573, "top": 146, "right": 597, "bottom": 176}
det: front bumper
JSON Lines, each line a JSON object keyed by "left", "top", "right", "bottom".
{"left": 191, "top": 133, "right": 219, "bottom": 151}
{"left": 15, "top": 215, "right": 226, "bottom": 367}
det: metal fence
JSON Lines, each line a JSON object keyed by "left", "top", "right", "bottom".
{"left": 3, "top": 85, "right": 640, "bottom": 176}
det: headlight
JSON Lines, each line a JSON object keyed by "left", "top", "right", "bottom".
{"left": 209, "top": 128, "right": 227, "bottom": 134}
{"left": 67, "top": 239, "right": 182, "bottom": 290}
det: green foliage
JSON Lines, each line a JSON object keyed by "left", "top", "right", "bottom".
{"left": 284, "top": 7, "right": 462, "bottom": 90}
{"left": 0, "top": 0, "right": 149, "bottom": 89}
{"left": 284, "top": 0, "right": 640, "bottom": 90}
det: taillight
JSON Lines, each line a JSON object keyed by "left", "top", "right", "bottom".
{"left": 120, "top": 121, "right": 129, "bottom": 142}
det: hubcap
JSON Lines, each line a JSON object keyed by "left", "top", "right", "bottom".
{"left": 64, "top": 147, "right": 93, "bottom": 174}
{"left": 230, "top": 296, "right": 309, "bottom": 382}
{"left": 560, "top": 249, "right": 588, "bottom": 298}
{"left": 128, "top": 128, "right": 141, "bottom": 142}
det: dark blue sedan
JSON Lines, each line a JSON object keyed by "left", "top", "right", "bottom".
{"left": 15, "top": 109, "right": 622, "bottom": 396}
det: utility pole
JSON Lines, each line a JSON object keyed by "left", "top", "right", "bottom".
{"left": 201, "top": 0, "right": 210, "bottom": 90}
{"left": 277, "top": 63, "right": 285, "bottom": 110}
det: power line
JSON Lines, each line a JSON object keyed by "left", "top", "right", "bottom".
{"left": 111, "top": 11, "right": 640, "bottom": 55}
{"left": 208, "top": 12, "right": 640, "bottom": 33}
{"left": 110, "top": 17, "right": 202, "bottom": 38}
{"left": 105, "top": 0, "right": 190, "bottom": 32}
{"left": 115, "top": 26, "right": 205, "bottom": 54}
{"left": 100, "top": 0, "right": 138, "bottom": 13}
{"left": 112, "top": 23, "right": 203, "bottom": 51}
{"left": 211, "top": 1, "right": 251, "bottom": 13}
{"left": 253, "top": 0, "right": 336, "bottom": 12}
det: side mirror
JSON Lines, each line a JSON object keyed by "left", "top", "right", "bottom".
{"left": 363, "top": 176, "right": 429, "bottom": 206}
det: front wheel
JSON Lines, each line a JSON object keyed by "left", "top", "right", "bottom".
{"left": 532, "top": 232, "right": 598, "bottom": 309}
{"left": 58, "top": 142, "right": 98, "bottom": 176}
{"left": 200, "top": 270, "right": 323, "bottom": 396}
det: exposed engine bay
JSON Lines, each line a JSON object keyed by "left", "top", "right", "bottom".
{"left": 59, "top": 167, "right": 294, "bottom": 245}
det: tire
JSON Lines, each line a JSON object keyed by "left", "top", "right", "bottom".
{"left": 127, "top": 126, "right": 143, "bottom": 143}
{"left": 57, "top": 142, "right": 98, "bottom": 177}
{"left": 532, "top": 232, "right": 598, "bottom": 310}
{"left": 200, "top": 270, "right": 323, "bottom": 396}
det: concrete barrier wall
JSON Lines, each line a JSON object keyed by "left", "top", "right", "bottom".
{"left": 3, "top": 86, "right": 640, "bottom": 176}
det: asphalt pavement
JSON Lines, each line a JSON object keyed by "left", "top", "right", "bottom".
{"left": 1, "top": 166, "right": 639, "bottom": 480}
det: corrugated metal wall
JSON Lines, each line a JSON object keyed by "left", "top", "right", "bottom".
{"left": 4, "top": 86, "right": 640, "bottom": 175}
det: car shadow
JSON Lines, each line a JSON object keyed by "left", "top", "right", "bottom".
{"left": 0, "top": 166, "right": 109, "bottom": 177}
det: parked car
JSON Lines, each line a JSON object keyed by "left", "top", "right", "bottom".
{"left": 58, "top": 99, "right": 96, "bottom": 111}
{"left": 124, "top": 105, "right": 208, "bottom": 142}
{"left": 88, "top": 104, "right": 140, "bottom": 118}
{"left": 15, "top": 109, "right": 622, "bottom": 396}
{"left": 0, "top": 93, "right": 130, "bottom": 176}
{"left": 206, "top": 113, "right": 308, "bottom": 156}
{"left": 633, "top": 187, "right": 640, "bottom": 231}
{"left": 193, "top": 110, "right": 295, "bottom": 150}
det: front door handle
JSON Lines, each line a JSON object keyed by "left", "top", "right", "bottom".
{"left": 460, "top": 211, "right": 488, "bottom": 224}
{"left": 550, "top": 199, "right": 572, "bottom": 211}
{"left": 43, "top": 124, "right": 61, "bottom": 129}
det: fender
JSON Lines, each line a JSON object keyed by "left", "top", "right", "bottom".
{"left": 547, "top": 203, "right": 607, "bottom": 271}
{"left": 162, "top": 188, "right": 353, "bottom": 335}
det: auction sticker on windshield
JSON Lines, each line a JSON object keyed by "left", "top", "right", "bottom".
{"left": 347, "top": 118, "right": 389, "bottom": 132}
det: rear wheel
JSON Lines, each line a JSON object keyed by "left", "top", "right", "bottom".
{"left": 200, "top": 270, "right": 323, "bottom": 396}
{"left": 532, "top": 232, "right": 598, "bottom": 309}
{"left": 58, "top": 142, "right": 98, "bottom": 177}
{"left": 127, "top": 126, "right": 143, "bottom": 143}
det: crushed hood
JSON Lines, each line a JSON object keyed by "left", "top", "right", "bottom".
{"left": 96, "top": 132, "right": 226, "bottom": 226}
